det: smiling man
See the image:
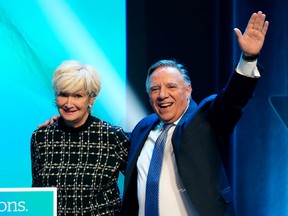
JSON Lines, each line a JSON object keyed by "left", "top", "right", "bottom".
{"left": 121, "top": 11, "right": 269, "bottom": 216}
{"left": 147, "top": 65, "right": 192, "bottom": 124}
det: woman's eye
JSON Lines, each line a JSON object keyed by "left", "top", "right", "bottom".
{"left": 59, "top": 92, "right": 68, "bottom": 97}
{"left": 75, "top": 95, "right": 82, "bottom": 98}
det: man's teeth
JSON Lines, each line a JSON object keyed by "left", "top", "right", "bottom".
{"left": 160, "top": 103, "right": 171, "bottom": 108}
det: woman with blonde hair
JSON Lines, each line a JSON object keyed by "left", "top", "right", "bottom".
{"left": 31, "top": 60, "right": 129, "bottom": 215}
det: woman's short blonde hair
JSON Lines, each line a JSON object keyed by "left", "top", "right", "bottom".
{"left": 52, "top": 60, "right": 101, "bottom": 97}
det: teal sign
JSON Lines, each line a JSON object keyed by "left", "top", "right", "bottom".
{"left": 0, "top": 188, "right": 57, "bottom": 215}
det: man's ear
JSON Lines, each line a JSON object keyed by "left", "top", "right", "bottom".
{"left": 186, "top": 84, "right": 192, "bottom": 98}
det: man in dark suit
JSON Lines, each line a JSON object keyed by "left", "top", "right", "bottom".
{"left": 121, "top": 11, "right": 269, "bottom": 216}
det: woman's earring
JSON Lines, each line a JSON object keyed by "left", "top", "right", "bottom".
{"left": 88, "top": 104, "right": 92, "bottom": 112}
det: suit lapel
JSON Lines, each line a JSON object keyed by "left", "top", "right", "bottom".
{"left": 125, "top": 115, "right": 159, "bottom": 184}
{"left": 172, "top": 99, "right": 197, "bottom": 156}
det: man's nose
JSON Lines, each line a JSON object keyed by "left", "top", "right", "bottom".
{"left": 158, "top": 88, "right": 168, "bottom": 98}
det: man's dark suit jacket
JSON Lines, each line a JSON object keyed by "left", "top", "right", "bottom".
{"left": 121, "top": 71, "right": 260, "bottom": 216}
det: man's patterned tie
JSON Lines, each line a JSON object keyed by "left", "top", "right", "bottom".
{"left": 145, "top": 124, "right": 174, "bottom": 216}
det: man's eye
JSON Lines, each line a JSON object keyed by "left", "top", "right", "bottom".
{"left": 75, "top": 95, "right": 82, "bottom": 98}
{"left": 168, "top": 85, "right": 176, "bottom": 89}
{"left": 151, "top": 88, "right": 159, "bottom": 92}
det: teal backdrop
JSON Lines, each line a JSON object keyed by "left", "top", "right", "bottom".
{"left": 0, "top": 0, "right": 132, "bottom": 191}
